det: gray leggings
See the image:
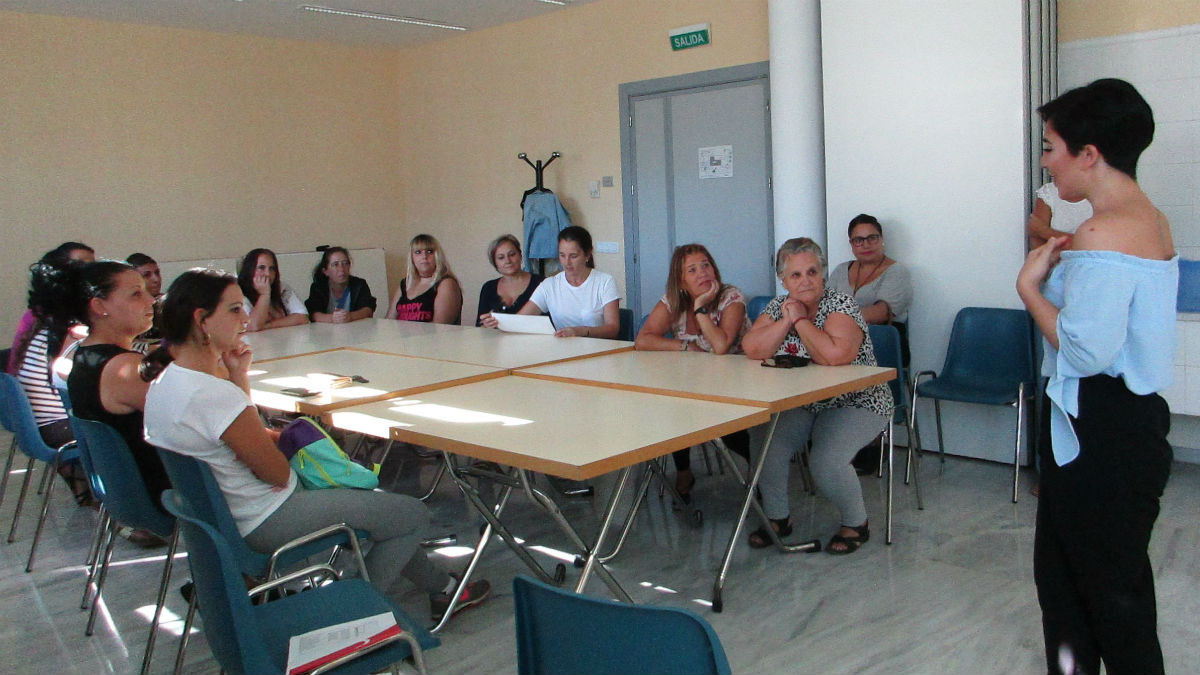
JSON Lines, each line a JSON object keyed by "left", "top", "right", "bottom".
{"left": 245, "top": 485, "right": 447, "bottom": 596}
{"left": 749, "top": 405, "right": 887, "bottom": 526}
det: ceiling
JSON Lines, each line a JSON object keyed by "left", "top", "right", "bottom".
{"left": 0, "top": 0, "right": 597, "bottom": 50}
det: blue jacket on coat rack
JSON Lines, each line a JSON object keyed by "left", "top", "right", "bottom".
{"left": 522, "top": 191, "right": 572, "bottom": 270}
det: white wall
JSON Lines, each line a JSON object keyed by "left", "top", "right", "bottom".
{"left": 819, "top": 0, "right": 1032, "bottom": 463}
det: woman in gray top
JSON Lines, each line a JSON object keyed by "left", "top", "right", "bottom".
{"left": 828, "top": 214, "right": 913, "bottom": 365}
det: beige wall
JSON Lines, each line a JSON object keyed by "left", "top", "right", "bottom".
{"left": 1059, "top": 0, "right": 1200, "bottom": 41}
{"left": 393, "top": 0, "right": 768, "bottom": 322}
{"left": 1, "top": 10, "right": 405, "bottom": 338}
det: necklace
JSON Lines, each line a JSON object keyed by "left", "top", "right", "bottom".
{"left": 851, "top": 258, "right": 885, "bottom": 294}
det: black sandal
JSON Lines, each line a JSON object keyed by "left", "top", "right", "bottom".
{"left": 826, "top": 522, "right": 870, "bottom": 555}
{"left": 58, "top": 463, "right": 98, "bottom": 509}
{"left": 748, "top": 517, "right": 792, "bottom": 549}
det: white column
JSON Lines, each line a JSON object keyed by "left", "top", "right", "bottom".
{"left": 768, "top": 0, "right": 826, "bottom": 255}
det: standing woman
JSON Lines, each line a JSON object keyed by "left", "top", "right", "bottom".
{"left": 517, "top": 226, "right": 620, "bottom": 338}
{"left": 828, "top": 214, "right": 913, "bottom": 365}
{"left": 305, "top": 247, "right": 377, "bottom": 323}
{"left": 741, "top": 238, "right": 891, "bottom": 553}
{"left": 386, "top": 234, "right": 463, "bottom": 324}
{"left": 67, "top": 261, "right": 172, "bottom": 522}
{"left": 1017, "top": 79, "right": 1175, "bottom": 675}
{"left": 476, "top": 234, "right": 543, "bottom": 327}
{"left": 237, "top": 248, "right": 309, "bottom": 332}
{"left": 635, "top": 243, "right": 751, "bottom": 497}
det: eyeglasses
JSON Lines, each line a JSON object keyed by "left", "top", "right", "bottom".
{"left": 849, "top": 234, "right": 882, "bottom": 246}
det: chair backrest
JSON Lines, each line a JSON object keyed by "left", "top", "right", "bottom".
{"left": 617, "top": 308, "right": 634, "bottom": 342}
{"left": 940, "top": 307, "right": 1036, "bottom": 387}
{"left": 70, "top": 415, "right": 172, "bottom": 537}
{"left": 747, "top": 295, "right": 772, "bottom": 321}
{"left": 161, "top": 489, "right": 277, "bottom": 675}
{"left": 513, "top": 575, "right": 731, "bottom": 675}
{"left": 0, "top": 372, "right": 60, "bottom": 462}
{"left": 156, "top": 447, "right": 270, "bottom": 575}
{"left": 867, "top": 324, "right": 909, "bottom": 420}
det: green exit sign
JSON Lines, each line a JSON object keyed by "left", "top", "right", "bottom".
{"left": 670, "top": 23, "right": 710, "bottom": 51}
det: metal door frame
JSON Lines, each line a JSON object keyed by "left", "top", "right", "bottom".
{"left": 619, "top": 61, "right": 772, "bottom": 322}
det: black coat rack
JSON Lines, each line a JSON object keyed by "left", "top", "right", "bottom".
{"left": 518, "top": 151, "right": 560, "bottom": 192}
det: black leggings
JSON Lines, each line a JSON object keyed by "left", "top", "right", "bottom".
{"left": 1034, "top": 374, "right": 1171, "bottom": 675}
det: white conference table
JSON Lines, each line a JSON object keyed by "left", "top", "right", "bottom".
{"left": 517, "top": 350, "right": 895, "bottom": 611}
{"left": 324, "top": 375, "right": 771, "bottom": 628}
{"left": 242, "top": 318, "right": 472, "bottom": 361}
{"left": 356, "top": 327, "right": 633, "bottom": 370}
{"left": 247, "top": 347, "right": 503, "bottom": 416}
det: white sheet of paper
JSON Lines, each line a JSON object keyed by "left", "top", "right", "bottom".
{"left": 492, "top": 313, "right": 556, "bottom": 335}
{"left": 286, "top": 611, "right": 398, "bottom": 675}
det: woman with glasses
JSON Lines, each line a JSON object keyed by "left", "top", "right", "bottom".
{"left": 305, "top": 247, "right": 377, "bottom": 323}
{"left": 829, "top": 214, "right": 912, "bottom": 366}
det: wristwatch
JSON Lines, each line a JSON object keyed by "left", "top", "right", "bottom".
{"left": 694, "top": 306, "right": 709, "bottom": 315}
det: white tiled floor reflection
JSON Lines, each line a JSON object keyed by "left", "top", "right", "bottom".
{"left": 2, "top": 434, "right": 1198, "bottom": 674}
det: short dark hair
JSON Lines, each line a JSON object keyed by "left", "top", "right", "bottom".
{"left": 237, "top": 248, "right": 283, "bottom": 313}
{"left": 313, "top": 246, "right": 351, "bottom": 283}
{"left": 142, "top": 268, "right": 239, "bottom": 381}
{"left": 1038, "top": 78, "right": 1154, "bottom": 179}
{"left": 558, "top": 226, "right": 595, "bottom": 269}
{"left": 847, "top": 214, "right": 882, "bottom": 238}
{"left": 126, "top": 252, "right": 157, "bottom": 268}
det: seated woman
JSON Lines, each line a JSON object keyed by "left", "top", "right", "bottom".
{"left": 126, "top": 252, "right": 164, "bottom": 354}
{"left": 385, "top": 234, "right": 463, "bottom": 324}
{"left": 13, "top": 254, "right": 93, "bottom": 508}
{"left": 741, "top": 238, "right": 892, "bottom": 554}
{"left": 476, "top": 234, "right": 543, "bottom": 327}
{"left": 142, "top": 269, "right": 489, "bottom": 618}
{"left": 9, "top": 241, "right": 94, "bottom": 375}
{"left": 634, "top": 243, "right": 751, "bottom": 498}
{"left": 66, "top": 261, "right": 171, "bottom": 539}
{"left": 305, "top": 247, "right": 377, "bottom": 323}
{"left": 516, "top": 226, "right": 620, "bottom": 338}
{"left": 237, "top": 248, "right": 309, "bottom": 332}
{"left": 828, "top": 214, "right": 913, "bottom": 366}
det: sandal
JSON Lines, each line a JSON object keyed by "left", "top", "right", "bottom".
{"left": 826, "top": 522, "right": 870, "bottom": 555}
{"left": 748, "top": 517, "right": 793, "bottom": 549}
{"left": 58, "top": 462, "right": 98, "bottom": 509}
{"left": 675, "top": 471, "right": 696, "bottom": 505}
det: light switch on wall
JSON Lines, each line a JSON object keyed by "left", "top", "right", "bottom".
{"left": 588, "top": 180, "right": 600, "bottom": 198}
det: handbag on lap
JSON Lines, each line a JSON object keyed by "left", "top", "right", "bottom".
{"left": 277, "top": 416, "right": 379, "bottom": 490}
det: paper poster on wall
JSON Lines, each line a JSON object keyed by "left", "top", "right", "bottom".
{"left": 698, "top": 145, "right": 732, "bottom": 179}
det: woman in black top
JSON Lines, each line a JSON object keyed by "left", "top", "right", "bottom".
{"left": 477, "top": 234, "right": 543, "bottom": 327}
{"left": 66, "top": 261, "right": 171, "bottom": 511}
{"left": 304, "top": 247, "right": 377, "bottom": 323}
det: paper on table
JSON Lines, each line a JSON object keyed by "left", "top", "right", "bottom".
{"left": 286, "top": 611, "right": 400, "bottom": 675}
{"left": 492, "top": 313, "right": 556, "bottom": 335}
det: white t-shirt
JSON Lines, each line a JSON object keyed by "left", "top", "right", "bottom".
{"left": 1036, "top": 182, "right": 1093, "bottom": 234}
{"left": 527, "top": 269, "right": 621, "bottom": 329}
{"left": 144, "top": 363, "right": 297, "bottom": 535}
{"left": 241, "top": 283, "right": 308, "bottom": 318}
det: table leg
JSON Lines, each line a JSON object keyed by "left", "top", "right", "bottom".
{"left": 711, "top": 412, "right": 820, "bottom": 612}
{"left": 596, "top": 462, "right": 657, "bottom": 564}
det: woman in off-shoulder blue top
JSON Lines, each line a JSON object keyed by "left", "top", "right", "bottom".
{"left": 1017, "top": 79, "right": 1176, "bottom": 675}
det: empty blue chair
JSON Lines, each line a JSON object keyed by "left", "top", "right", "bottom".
{"left": 747, "top": 295, "right": 772, "bottom": 321}
{"left": 0, "top": 372, "right": 83, "bottom": 572}
{"left": 868, "top": 324, "right": 921, "bottom": 544}
{"left": 513, "top": 575, "right": 731, "bottom": 675}
{"left": 70, "top": 415, "right": 178, "bottom": 674}
{"left": 910, "top": 307, "right": 1036, "bottom": 503}
{"left": 162, "top": 489, "right": 437, "bottom": 675}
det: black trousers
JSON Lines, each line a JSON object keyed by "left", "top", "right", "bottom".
{"left": 1035, "top": 374, "right": 1172, "bottom": 675}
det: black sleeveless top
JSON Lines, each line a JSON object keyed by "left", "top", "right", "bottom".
{"left": 68, "top": 343, "right": 171, "bottom": 508}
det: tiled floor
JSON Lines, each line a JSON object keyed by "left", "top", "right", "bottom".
{"left": 1, "top": 435, "right": 1198, "bottom": 674}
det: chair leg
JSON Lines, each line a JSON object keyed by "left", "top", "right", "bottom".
{"left": 885, "top": 419, "right": 894, "bottom": 545}
{"left": 87, "top": 518, "right": 119, "bottom": 635}
{"left": 907, "top": 403, "right": 925, "bottom": 510}
{"left": 81, "top": 507, "right": 110, "bottom": 609}
{"left": 7, "top": 456, "right": 37, "bottom": 543}
{"left": 1012, "top": 383, "right": 1026, "bottom": 504}
{"left": 26, "top": 455, "right": 65, "bottom": 572}
{"left": 933, "top": 399, "right": 946, "bottom": 474}
{"left": 173, "top": 593, "right": 198, "bottom": 675}
{"left": 36, "top": 460, "right": 53, "bottom": 495}
{"left": 0, "top": 436, "right": 18, "bottom": 511}
{"left": 139, "top": 525, "right": 180, "bottom": 675}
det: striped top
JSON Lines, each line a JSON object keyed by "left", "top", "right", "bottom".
{"left": 16, "top": 328, "right": 67, "bottom": 427}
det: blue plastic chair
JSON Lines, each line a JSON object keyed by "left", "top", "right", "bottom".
{"left": 618, "top": 308, "right": 635, "bottom": 341}
{"left": 162, "top": 489, "right": 438, "bottom": 675}
{"left": 156, "top": 446, "right": 372, "bottom": 673}
{"left": 868, "top": 325, "right": 921, "bottom": 544}
{"left": 747, "top": 295, "right": 772, "bottom": 321}
{"left": 513, "top": 575, "right": 731, "bottom": 675}
{"left": 910, "top": 307, "right": 1036, "bottom": 503}
{"left": 0, "top": 372, "right": 83, "bottom": 572}
{"left": 70, "top": 415, "right": 178, "bottom": 675}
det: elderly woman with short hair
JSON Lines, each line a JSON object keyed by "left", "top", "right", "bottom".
{"left": 741, "top": 237, "right": 892, "bottom": 554}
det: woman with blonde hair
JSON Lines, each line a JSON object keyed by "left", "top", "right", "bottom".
{"left": 386, "top": 234, "right": 462, "bottom": 324}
